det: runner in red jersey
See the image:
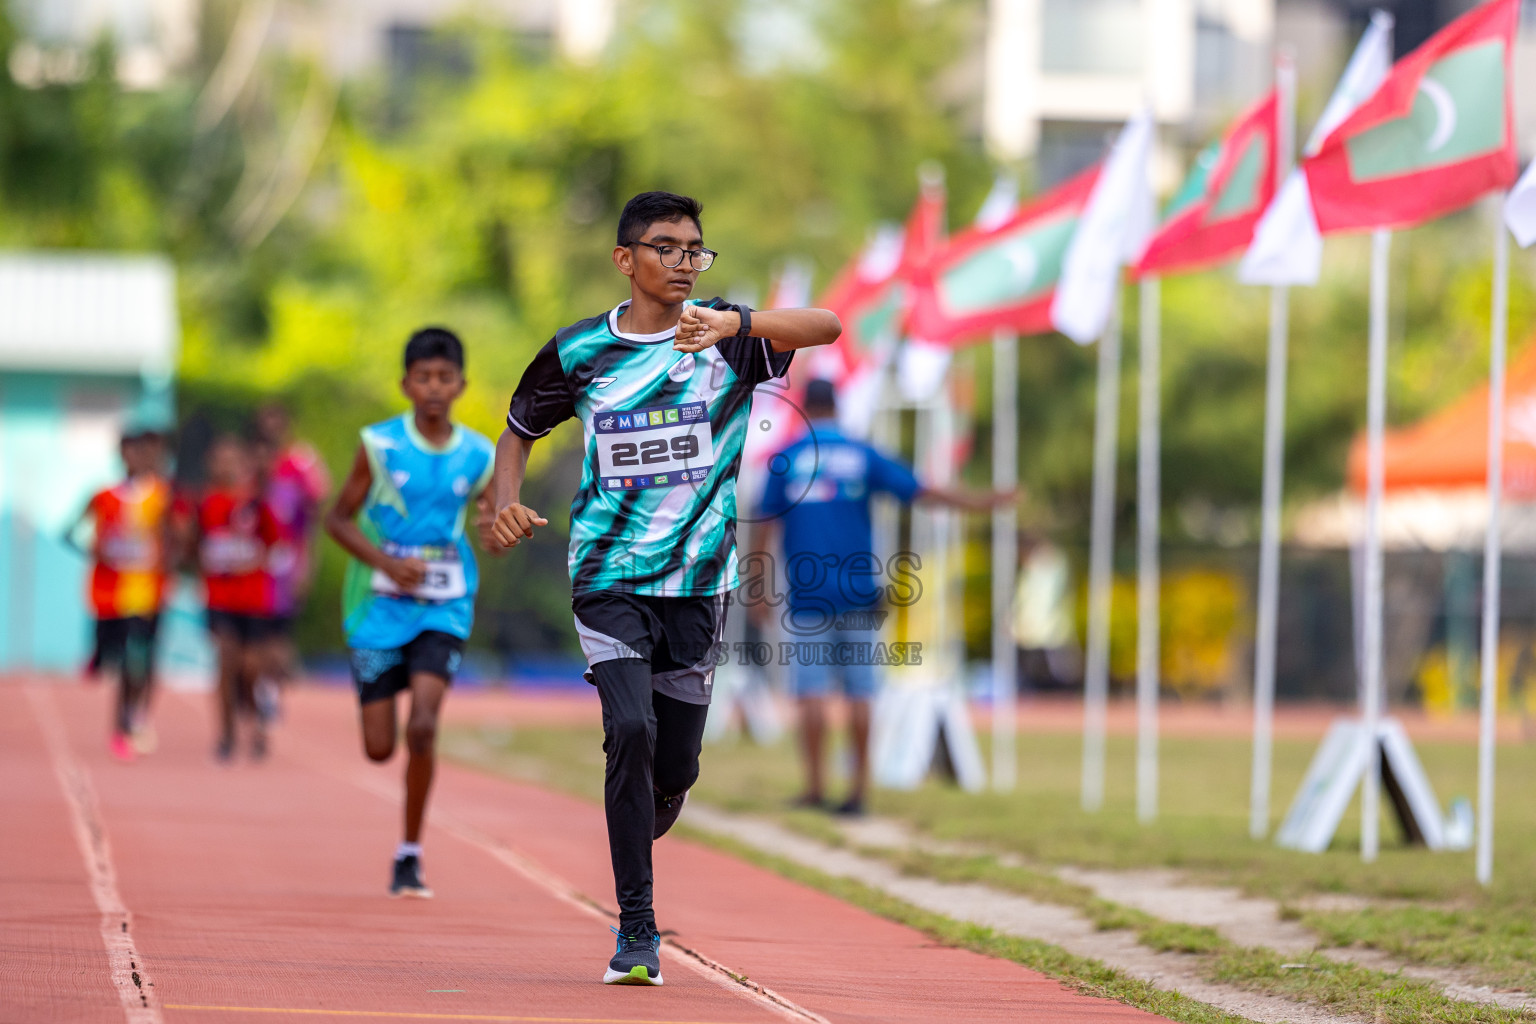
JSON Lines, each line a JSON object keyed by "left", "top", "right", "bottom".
{"left": 175, "top": 434, "right": 281, "bottom": 762}
{"left": 253, "top": 403, "right": 331, "bottom": 721}
{"left": 69, "top": 427, "right": 172, "bottom": 762}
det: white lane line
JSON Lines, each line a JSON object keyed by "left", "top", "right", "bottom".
{"left": 284, "top": 737, "right": 831, "bottom": 1024}
{"left": 28, "top": 686, "right": 164, "bottom": 1024}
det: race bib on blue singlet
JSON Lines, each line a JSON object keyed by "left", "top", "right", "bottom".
{"left": 593, "top": 401, "right": 715, "bottom": 491}
{"left": 370, "top": 542, "right": 467, "bottom": 602}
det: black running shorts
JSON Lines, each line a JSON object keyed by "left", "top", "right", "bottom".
{"left": 349, "top": 630, "right": 465, "bottom": 705}
{"left": 570, "top": 591, "right": 727, "bottom": 705}
{"left": 95, "top": 616, "right": 160, "bottom": 668}
{"left": 206, "top": 610, "right": 280, "bottom": 644}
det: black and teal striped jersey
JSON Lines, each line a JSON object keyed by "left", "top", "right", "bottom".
{"left": 506, "top": 298, "right": 791, "bottom": 597}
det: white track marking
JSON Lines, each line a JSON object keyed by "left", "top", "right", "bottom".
{"left": 286, "top": 739, "right": 831, "bottom": 1024}
{"left": 28, "top": 687, "right": 163, "bottom": 1024}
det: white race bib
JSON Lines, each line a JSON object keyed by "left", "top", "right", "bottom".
{"left": 201, "top": 533, "right": 262, "bottom": 575}
{"left": 593, "top": 401, "right": 715, "bottom": 491}
{"left": 101, "top": 535, "right": 157, "bottom": 572}
{"left": 371, "top": 543, "right": 467, "bottom": 602}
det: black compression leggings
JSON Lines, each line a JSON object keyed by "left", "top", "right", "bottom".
{"left": 591, "top": 657, "right": 709, "bottom": 933}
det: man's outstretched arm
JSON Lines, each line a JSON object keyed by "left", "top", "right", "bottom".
{"left": 916, "top": 484, "right": 1020, "bottom": 513}
{"left": 489, "top": 429, "right": 549, "bottom": 550}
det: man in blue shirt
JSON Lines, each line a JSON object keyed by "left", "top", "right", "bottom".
{"left": 751, "top": 379, "right": 1009, "bottom": 815}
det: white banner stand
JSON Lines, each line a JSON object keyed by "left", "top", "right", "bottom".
{"left": 1276, "top": 717, "right": 1468, "bottom": 853}
{"left": 873, "top": 677, "right": 986, "bottom": 791}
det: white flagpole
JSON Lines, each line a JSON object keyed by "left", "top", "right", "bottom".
{"left": 1249, "top": 53, "right": 1297, "bottom": 841}
{"left": 1136, "top": 276, "right": 1160, "bottom": 823}
{"left": 993, "top": 328, "right": 1020, "bottom": 791}
{"left": 1082, "top": 291, "right": 1122, "bottom": 812}
{"left": 1477, "top": 208, "right": 1510, "bottom": 886}
{"left": 1361, "top": 227, "right": 1391, "bottom": 863}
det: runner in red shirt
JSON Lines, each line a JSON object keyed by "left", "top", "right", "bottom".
{"left": 176, "top": 434, "right": 281, "bottom": 762}
{"left": 253, "top": 403, "right": 331, "bottom": 721}
{"left": 69, "top": 427, "right": 173, "bottom": 762}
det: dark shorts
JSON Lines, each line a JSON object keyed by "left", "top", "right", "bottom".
{"left": 95, "top": 616, "right": 159, "bottom": 668}
{"left": 571, "top": 591, "right": 727, "bottom": 706}
{"left": 348, "top": 630, "right": 465, "bottom": 705}
{"left": 206, "top": 610, "right": 279, "bottom": 644}
{"left": 264, "top": 615, "right": 296, "bottom": 638}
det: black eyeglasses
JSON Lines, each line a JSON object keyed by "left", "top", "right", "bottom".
{"left": 630, "top": 241, "right": 717, "bottom": 272}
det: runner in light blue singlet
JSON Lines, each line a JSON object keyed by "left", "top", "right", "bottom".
{"left": 341, "top": 413, "right": 495, "bottom": 651}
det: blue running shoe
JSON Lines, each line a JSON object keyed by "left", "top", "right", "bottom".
{"left": 603, "top": 925, "right": 663, "bottom": 985}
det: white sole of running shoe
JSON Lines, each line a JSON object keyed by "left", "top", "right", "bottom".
{"left": 389, "top": 888, "right": 434, "bottom": 899}
{"left": 603, "top": 966, "right": 663, "bottom": 986}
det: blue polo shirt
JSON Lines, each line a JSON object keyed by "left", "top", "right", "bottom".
{"left": 758, "top": 421, "right": 922, "bottom": 614}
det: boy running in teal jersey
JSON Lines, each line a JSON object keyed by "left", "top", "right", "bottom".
{"left": 325, "top": 328, "right": 497, "bottom": 898}
{"left": 489, "top": 191, "right": 841, "bottom": 985}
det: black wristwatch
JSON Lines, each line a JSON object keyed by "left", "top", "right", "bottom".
{"left": 733, "top": 304, "right": 753, "bottom": 338}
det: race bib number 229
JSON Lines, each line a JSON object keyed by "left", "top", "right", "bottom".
{"left": 594, "top": 401, "right": 715, "bottom": 491}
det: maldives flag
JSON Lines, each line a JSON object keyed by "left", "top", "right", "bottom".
{"left": 813, "top": 184, "right": 945, "bottom": 434}
{"left": 1303, "top": 0, "right": 1518, "bottom": 233}
{"left": 816, "top": 185, "right": 945, "bottom": 380}
{"left": 1135, "top": 91, "right": 1279, "bottom": 277}
{"left": 905, "top": 164, "right": 1099, "bottom": 345}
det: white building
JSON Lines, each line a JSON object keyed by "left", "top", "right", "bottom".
{"left": 985, "top": 0, "right": 1288, "bottom": 185}
{"left": 985, "top": 0, "right": 1536, "bottom": 188}
{"left": 5, "top": 0, "right": 616, "bottom": 86}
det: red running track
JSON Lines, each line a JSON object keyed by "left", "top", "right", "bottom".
{"left": 2, "top": 679, "right": 1173, "bottom": 1024}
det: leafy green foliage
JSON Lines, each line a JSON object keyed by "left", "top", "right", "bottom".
{"left": 4, "top": 0, "right": 1532, "bottom": 656}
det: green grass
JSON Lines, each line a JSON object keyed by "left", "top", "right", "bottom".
{"left": 441, "top": 719, "right": 1536, "bottom": 994}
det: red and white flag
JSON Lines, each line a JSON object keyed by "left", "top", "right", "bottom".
{"left": 1136, "top": 91, "right": 1280, "bottom": 277}
{"left": 1303, "top": 0, "right": 1519, "bottom": 233}
{"left": 905, "top": 165, "right": 1100, "bottom": 345}
{"left": 1050, "top": 107, "right": 1155, "bottom": 345}
{"left": 1244, "top": 0, "right": 1517, "bottom": 287}
{"left": 1240, "top": 11, "right": 1394, "bottom": 285}
{"left": 817, "top": 184, "right": 946, "bottom": 435}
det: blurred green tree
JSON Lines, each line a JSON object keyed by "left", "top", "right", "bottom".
{"left": 0, "top": 0, "right": 1530, "bottom": 663}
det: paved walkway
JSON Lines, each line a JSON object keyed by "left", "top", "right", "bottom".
{"left": 3, "top": 679, "right": 1174, "bottom": 1024}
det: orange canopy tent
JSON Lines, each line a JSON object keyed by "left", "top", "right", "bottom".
{"left": 1348, "top": 335, "right": 1536, "bottom": 499}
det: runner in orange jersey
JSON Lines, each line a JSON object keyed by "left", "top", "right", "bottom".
{"left": 70, "top": 426, "right": 173, "bottom": 762}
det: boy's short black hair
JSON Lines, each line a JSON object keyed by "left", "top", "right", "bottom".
{"left": 404, "top": 327, "right": 465, "bottom": 371}
{"left": 617, "top": 191, "right": 704, "bottom": 247}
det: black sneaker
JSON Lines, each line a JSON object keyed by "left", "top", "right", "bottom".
{"left": 603, "top": 925, "right": 662, "bottom": 985}
{"left": 214, "top": 735, "right": 234, "bottom": 764}
{"left": 389, "top": 854, "right": 434, "bottom": 899}
{"left": 653, "top": 788, "right": 687, "bottom": 840}
{"left": 832, "top": 795, "right": 866, "bottom": 817}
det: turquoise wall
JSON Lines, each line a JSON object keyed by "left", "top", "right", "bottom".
{"left": 0, "top": 372, "right": 133, "bottom": 671}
